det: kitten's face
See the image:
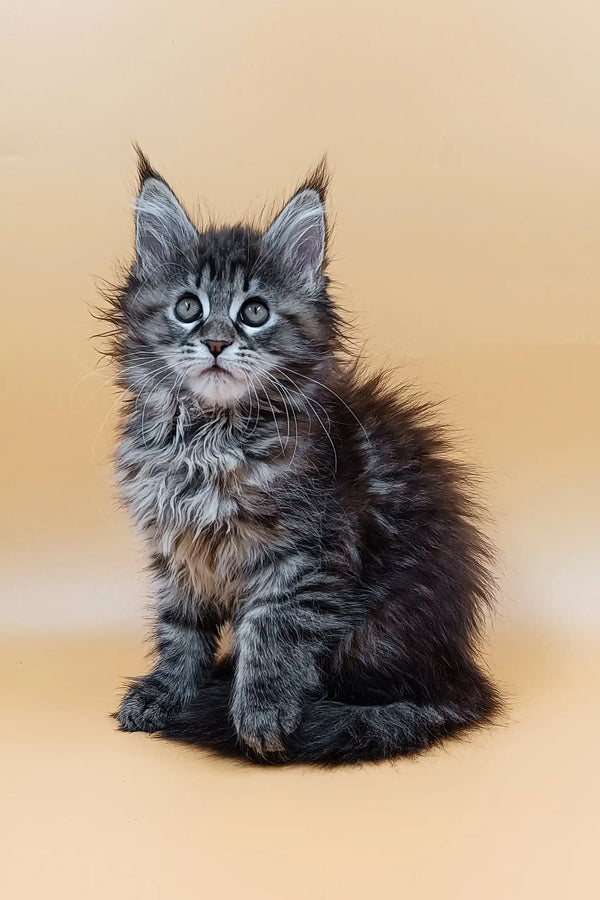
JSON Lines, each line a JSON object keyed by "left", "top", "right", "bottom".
{"left": 119, "top": 164, "right": 333, "bottom": 409}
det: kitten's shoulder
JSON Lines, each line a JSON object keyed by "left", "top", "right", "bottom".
{"left": 337, "top": 364, "right": 448, "bottom": 459}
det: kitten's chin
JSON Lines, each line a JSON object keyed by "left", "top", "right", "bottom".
{"left": 186, "top": 367, "right": 248, "bottom": 406}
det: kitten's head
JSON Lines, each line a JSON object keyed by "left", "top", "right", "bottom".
{"left": 112, "top": 151, "right": 338, "bottom": 408}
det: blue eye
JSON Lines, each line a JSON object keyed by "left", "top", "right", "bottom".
{"left": 238, "top": 298, "right": 269, "bottom": 327}
{"left": 174, "top": 293, "right": 202, "bottom": 323}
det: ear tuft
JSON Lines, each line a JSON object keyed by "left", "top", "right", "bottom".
{"left": 262, "top": 161, "right": 329, "bottom": 285}
{"left": 133, "top": 154, "right": 197, "bottom": 275}
{"left": 296, "top": 155, "right": 329, "bottom": 205}
{"left": 133, "top": 143, "right": 162, "bottom": 190}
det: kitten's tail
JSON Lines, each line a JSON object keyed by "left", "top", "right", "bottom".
{"left": 161, "top": 675, "right": 499, "bottom": 766}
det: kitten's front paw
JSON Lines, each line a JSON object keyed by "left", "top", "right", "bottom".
{"left": 233, "top": 700, "right": 302, "bottom": 755}
{"left": 116, "top": 677, "right": 179, "bottom": 733}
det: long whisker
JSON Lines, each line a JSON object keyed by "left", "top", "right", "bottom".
{"left": 129, "top": 361, "right": 178, "bottom": 394}
{"left": 273, "top": 363, "right": 370, "bottom": 443}
{"left": 140, "top": 368, "right": 178, "bottom": 447}
{"left": 247, "top": 367, "right": 298, "bottom": 454}
{"left": 240, "top": 371, "right": 255, "bottom": 432}
{"left": 254, "top": 363, "right": 338, "bottom": 473}
{"left": 257, "top": 370, "right": 291, "bottom": 449}
{"left": 254, "top": 373, "right": 285, "bottom": 454}
{"left": 250, "top": 365, "right": 300, "bottom": 465}
{"left": 269, "top": 365, "right": 333, "bottom": 430}
{"left": 246, "top": 377, "right": 263, "bottom": 439}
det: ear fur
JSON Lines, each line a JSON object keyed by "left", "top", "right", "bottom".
{"left": 262, "top": 158, "right": 329, "bottom": 285}
{"left": 133, "top": 146, "right": 197, "bottom": 275}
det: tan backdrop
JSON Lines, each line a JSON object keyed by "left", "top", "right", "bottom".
{"left": 1, "top": 0, "right": 599, "bottom": 631}
{"left": 1, "top": 2, "right": 599, "bottom": 898}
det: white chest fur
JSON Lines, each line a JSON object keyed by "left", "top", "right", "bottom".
{"left": 118, "top": 417, "right": 282, "bottom": 610}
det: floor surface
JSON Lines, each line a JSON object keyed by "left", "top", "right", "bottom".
{"left": 2, "top": 628, "right": 598, "bottom": 899}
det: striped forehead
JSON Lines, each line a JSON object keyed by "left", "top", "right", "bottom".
{"left": 192, "top": 227, "right": 260, "bottom": 293}
{"left": 196, "top": 260, "right": 250, "bottom": 295}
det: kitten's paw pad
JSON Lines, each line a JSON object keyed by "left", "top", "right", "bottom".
{"left": 234, "top": 704, "right": 301, "bottom": 755}
{"left": 116, "top": 679, "right": 178, "bottom": 733}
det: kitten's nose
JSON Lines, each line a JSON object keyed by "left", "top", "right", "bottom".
{"left": 203, "top": 340, "right": 231, "bottom": 358}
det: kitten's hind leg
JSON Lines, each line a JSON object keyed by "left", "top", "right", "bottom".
{"left": 117, "top": 607, "right": 219, "bottom": 733}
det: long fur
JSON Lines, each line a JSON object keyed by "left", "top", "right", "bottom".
{"left": 99, "top": 152, "right": 501, "bottom": 766}
{"left": 163, "top": 654, "right": 499, "bottom": 766}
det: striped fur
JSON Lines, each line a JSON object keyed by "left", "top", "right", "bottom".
{"left": 100, "top": 152, "right": 500, "bottom": 765}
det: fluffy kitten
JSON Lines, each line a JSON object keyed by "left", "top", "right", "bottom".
{"left": 103, "top": 151, "right": 500, "bottom": 765}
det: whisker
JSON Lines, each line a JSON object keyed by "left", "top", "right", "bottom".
{"left": 273, "top": 363, "right": 370, "bottom": 443}
{"left": 257, "top": 371, "right": 291, "bottom": 449}
{"left": 140, "top": 368, "right": 178, "bottom": 447}
{"left": 250, "top": 362, "right": 337, "bottom": 473}
{"left": 254, "top": 374, "right": 285, "bottom": 454}
{"left": 256, "top": 369, "right": 300, "bottom": 468}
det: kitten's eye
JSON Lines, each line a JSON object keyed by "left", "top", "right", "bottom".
{"left": 174, "top": 293, "right": 203, "bottom": 323}
{"left": 238, "top": 298, "right": 269, "bottom": 327}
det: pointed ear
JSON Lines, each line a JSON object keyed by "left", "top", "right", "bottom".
{"left": 262, "top": 170, "right": 327, "bottom": 285}
{"left": 133, "top": 152, "right": 197, "bottom": 275}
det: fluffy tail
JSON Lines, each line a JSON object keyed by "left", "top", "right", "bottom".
{"left": 162, "top": 676, "right": 499, "bottom": 766}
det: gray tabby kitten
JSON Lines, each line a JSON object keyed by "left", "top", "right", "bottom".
{"left": 104, "top": 151, "right": 499, "bottom": 765}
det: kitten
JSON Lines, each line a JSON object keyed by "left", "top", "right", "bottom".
{"left": 103, "top": 150, "right": 500, "bottom": 765}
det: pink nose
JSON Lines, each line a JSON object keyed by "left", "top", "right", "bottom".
{"left": 204, "top": 340, "right": 231, "bottom": 358}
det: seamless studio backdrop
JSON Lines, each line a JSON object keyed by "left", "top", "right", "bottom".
{"left": 1, "top": 2, "right": 599, "bottom": 899}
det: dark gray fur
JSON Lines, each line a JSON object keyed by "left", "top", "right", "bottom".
{"left": 101, "top": 151, "right": 500, "bottom": 765}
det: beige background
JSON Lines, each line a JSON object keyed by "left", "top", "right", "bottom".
{"left": 1, "top": 1, "right": 599, "bottom": 898}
